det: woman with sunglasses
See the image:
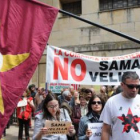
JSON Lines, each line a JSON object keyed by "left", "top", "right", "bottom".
{"left": 32, "top": 93, "right": 75, "bottom": 140}
{"left": 78, "top": 95, "right": 105, "bottom": 140}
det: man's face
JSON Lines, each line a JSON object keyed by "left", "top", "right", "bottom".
{"left": 86, "top": 92, "right": 92, "bottom": 101}
{"left": 121, "top": 78, "right": 140, "bottom": 99}
{"left": 42, "top": 91, "right": 46, "bottom": 98}
{"left": 65, "top": 93, "right": 72, "bottom": 101}
{"left": 80, "top": 97, "right": 86, "bottom": 106}
{"left": 38, "top": 87, "right": 43, "bottom": 95}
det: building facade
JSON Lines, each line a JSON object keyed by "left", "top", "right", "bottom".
{"left": 30, "top": 0, "right": 140, "bottom": 87}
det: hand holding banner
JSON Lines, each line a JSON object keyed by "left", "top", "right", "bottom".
{"left": 45, "top": 120, "right": 72, "bottom": 135}
{"left": 88, "top": 122, "right": 103, "bottom": 140}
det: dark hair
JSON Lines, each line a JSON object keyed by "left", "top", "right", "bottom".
{"left": 42, "top": 93, "right": 60, "bottom": 120}
{"left": 85, "top": 89, "right": 93, "bottom": 94}
{"left": 26, "top": 89, "right": 31, "bottom": 97}
{"left": 116, "top": 86, "right": 123, "bottom": 94}
{"left": 111, "top": 86, "right": 123, "bottom": 97}
{"left": 87, "top": 95, "right": 105, "bottom": 116}
{"left": 79, "top": 93, "right": 86, "bottom": 99}
{"left": 28, "top": 84, "right": 35, "bottom": 91}
{"left": 79, "top": 87, "right": 86, "bottom": 93}
{"left": 79, "top": 88, "right": 87, "bottom": 99}
{"left": 122, "top": 71, "right": 139, "bottom": 83}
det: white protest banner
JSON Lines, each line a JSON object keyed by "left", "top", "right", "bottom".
{"left": 45, "top": 120, "right": 71, "bottom": 135}
{"left": 47, "top": 45, "right": 140, "bottom": 85}
{"left": 88, "top": 123, "right": 103, "bottom": 140}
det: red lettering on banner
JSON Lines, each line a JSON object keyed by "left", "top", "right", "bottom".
{"left": 53, "top": 57, "right": 68, "bottom": 80}
{"left": 54, "top": 49, "right": 62, "bottom": 56}
{"left": 95, "top": 58, "right": 99, "bottom": 61}
{"left": 71, "top": 59, "right": 86, "bottom": 82}
{"left": 101, "top": 57, "right": 110, "bottom": 61}
{"left": 70, "top": 52, "right": 74, "bottom": 57}
{"left": 64, "top": 51, "right": 69, "bottom": 56}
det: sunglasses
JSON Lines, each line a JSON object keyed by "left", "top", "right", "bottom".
{"left": 123, "top": 82, "right": 140, "bottom": 89}
{"left": 92, "top": 101, "right": 102, "bottom": 105}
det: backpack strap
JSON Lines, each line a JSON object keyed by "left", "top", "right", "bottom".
{"left": 63, "top": 108, "right": 66, "bottom": 120}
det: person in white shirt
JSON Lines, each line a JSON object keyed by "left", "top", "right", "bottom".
{"left": 100, "top": 71, "right": 140, "bottom": 140}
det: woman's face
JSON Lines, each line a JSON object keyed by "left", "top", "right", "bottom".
{"left": 74, "top": 91, "right": 79, "bottom": 98}
{"left": 46, "top": 100, "right": 59, "bottom": 117}
{"left": 91, "top": 97, "right": 102, "bottom": 113}
{"left": 23, "top": 91, "right": 27, "bottom": 97}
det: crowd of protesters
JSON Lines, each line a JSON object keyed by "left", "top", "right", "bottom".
{"left": 23, "top": 84, "right": 122, "bottom": 140}
{"left": 3, "top": 83, "right": 121, "bottom": 140}
{"left": 3, "top": 71, "right": 140, "bottom": 140}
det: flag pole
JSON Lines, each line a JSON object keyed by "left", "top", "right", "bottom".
{"left": 27, "top": 0, "right": 140, "bottom": 44}
{"left": 59, "top": 9, "right": 140, "bottom": 44}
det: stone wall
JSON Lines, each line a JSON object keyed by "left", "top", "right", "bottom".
{"left": 30, "top": 0, "right": 140, "bottom": 87}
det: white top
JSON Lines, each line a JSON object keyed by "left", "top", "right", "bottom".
{"left": 100, "top": 93, "right": 140, "bottom": 140}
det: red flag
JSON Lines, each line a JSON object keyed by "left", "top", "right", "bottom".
{"left": 0, "top": 0, "right": 58, "bottom": 137}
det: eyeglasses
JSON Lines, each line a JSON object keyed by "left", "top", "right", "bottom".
{"left": 92, "top": 101, "right": 102, "bottom": 105}
{"left": 47, "top": 104, "right": 58, "bottom": 109}
{"left": 123, "top": 82, "right": 140, "bottom": 89}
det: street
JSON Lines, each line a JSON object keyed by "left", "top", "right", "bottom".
{"left": 2, "top": 120, "right": 34, "bottom": 140}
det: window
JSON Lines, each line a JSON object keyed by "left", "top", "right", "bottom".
{"left": 60, "top": 0, "right": 81, "bottom": 15}
{"left": 99, "top": 0, "right": 140, "bottom": 11}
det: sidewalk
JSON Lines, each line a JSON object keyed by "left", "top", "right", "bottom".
{"left": 2, "top": 120, "right": 34, "bottom": 140}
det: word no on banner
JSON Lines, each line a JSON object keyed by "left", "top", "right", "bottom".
{"left": 47, "top": 45, "right": 140, "bottom": 85}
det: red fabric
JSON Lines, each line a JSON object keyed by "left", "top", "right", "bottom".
{"left": 17, "top": 97, "right": 33, "bottom": 120}
{"left": 0, "top": 0, "right": 58, "bottom": 137}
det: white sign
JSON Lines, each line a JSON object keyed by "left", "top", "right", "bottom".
{"left": 88, "top": 123, "right": 103, "bottom": 140}
{"left": 17, "top": 99, "right": 27, "bottom": 107}
{"left": 47, "top": 45, "right": 140, "bottom": 85}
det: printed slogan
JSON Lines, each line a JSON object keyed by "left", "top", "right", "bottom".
{"left": 46, "top": 45, "right": 140, "bottom": 85}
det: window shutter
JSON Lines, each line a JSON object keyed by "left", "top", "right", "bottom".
{"left": 99, "top": 0, "right": 140, "bottom": 11}
{"left": 61, "top": 1, "right": 81, "bottom": 16}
